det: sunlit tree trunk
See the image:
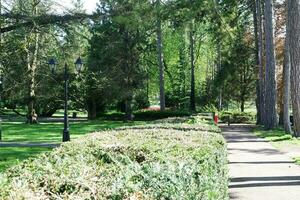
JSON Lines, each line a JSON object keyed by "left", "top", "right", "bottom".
{"left": 288, "top": 0, "right": 300, "bottom": 136}
{"left": 156, "top": 0, "right": 165, "bottom": 111}
{"left": 189, "top": 22, "right": 196, "bottom": 112}
{"left": 254, "top": 0, "right": 264, "bottom": 124}
{"left": 283, "top": 31, "right": 292, "bottom": 134}
{"left": 26, "top": 1, "right": 40, "bottom": 123}
{"left": 264, "top": 0, "right": 277, "bottom": 130}
{"left": 256, "top": 0, "right": 266, "bottom": 125}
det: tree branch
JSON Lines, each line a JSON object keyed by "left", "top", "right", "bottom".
{"left": 0, "top": 13, "right": 103, "bottom": 33}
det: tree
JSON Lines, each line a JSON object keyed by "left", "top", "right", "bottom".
{"left": 87, "top": 0, "right": 149, "bottom": 120}
{"left": 264, "top": 0, "right": 277, "bottom": 130}
{"left": 253, "top": 0, "right": 265, "bottom": 125}
{"left": 288, "top": 0, "right": 300, "bottom": 136}
{"left": 282, "top": 1, "right": 292, "bottom": 134}
{"left": 215, "top": 24, "right": 256, "bottom": 112}
{"left": 156, "top": 0, "right": 166, "bottom": 111}
{"left": 189, "top": 21, "right": 196, "bottom": 112}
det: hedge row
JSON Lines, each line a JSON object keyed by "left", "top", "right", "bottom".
{"left": 0, "top": 119, "right": 228, "bottom": 199}
{"left": 220, "top": 111, "right": 256, "bottom": 124}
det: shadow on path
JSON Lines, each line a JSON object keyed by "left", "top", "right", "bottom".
{"left": 222, "top": 125, "right": 300, "bottom": 200}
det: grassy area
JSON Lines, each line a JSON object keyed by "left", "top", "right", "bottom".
{"left": 0, "top": 147, "right": 52, "bottom": 171}
{"left": 2, "top": 120, "right": 144, "bottom": 143}
{"left": 254, "top": 127, "right": 300, "bottom": 164}
{"left": 254, "top": 127, "right": 293, "bottom": 143}
{"left": 0, "top": 120, "right": 145, "bottom": 172}
{"left": 0, "top": 117, "right": 227, "bottom": 199}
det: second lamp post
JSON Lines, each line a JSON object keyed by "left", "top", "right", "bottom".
{"left": 48, "top": 57, "right": 84, "bottom": 142}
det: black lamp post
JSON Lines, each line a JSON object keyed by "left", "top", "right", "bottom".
{"left": 49, "top": 57, "right": 83, "bottom": 142}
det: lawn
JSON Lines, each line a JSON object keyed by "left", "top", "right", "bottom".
{"left": 2, "top": 120, "right": 144, "bottom": 143}
{"left": 0, "top": 120, "right": 145, "bottom": 172}
{"left": 254, "top": 127, "right": 300, "bottom": 164}
{"left": 0, "top": 147, "right": 53, "bottom": 171}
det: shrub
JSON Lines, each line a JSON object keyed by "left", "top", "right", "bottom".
{"left": 220, "top": 111, "right": 256, "bottom": 123}
{"left": 99, "top": 110, "right": 192, "bottom": 121}
{"left": 0, "top": 124, "right": 227, "bottom": 199}
{"left": 134, "top": 110, "right": 191, "bottom": 121}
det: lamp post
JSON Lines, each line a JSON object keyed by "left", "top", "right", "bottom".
{"left": 49, "top": 57, "right": 83, "bottom": 142}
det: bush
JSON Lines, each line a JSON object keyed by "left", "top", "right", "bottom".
{"left": 99, "top": 110, "right": 192, "bottom": 121}
{"left": 0, "top": 122, "right": 228, "bottom": 199}
{"left": 134, "top": 110, "right": 191, "bottom": 121}
{"left": 220, "top": 111, "right": 256, "bottom": 123}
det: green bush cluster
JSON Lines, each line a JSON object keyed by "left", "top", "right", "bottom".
{"left": 100, "top": 110, "right": 191, "bottom": 121}
{"left": 220, "top": 111, "right": 256, "bottom": 123}
{"left": 0, "top": 119, "right": 227, "bottom": 199}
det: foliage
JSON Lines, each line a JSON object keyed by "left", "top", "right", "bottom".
{"left": 99, "top": 110, "right": 192, "bottom": 121}
{"left": 86, "top": 0, "right": 151, "bottom": 119}
{"left": 0, "top": 120, "right": 228, "bottom": 199}
{"left": 220, "top": 111, "right": 256, "bottom": 124}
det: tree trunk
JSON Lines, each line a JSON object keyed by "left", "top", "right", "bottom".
{"left": 26, "top": 1, "right": 40, "bottom": 123}
{"left": 283, "top": 5, "right": 292, "bottom": 134}
{"left": 87, "top": 98, "right": 97, "bottom": 120}
{"left": 189, "top": 22, "right": 196, "bottom": 112}
{"left": 125, "top": 99, "right": 133, "bottom": 121}
{"left": 288, "top": 0, "right": 300, "bottom": 136}
{"left": 217, "top": 42, "right": 222, "bottom": 111}
{"left": 241, "top": 100, "right": 245, "bottom": 113}
{"left": 257, "top": 0, "right": 265, "bottom": 125}
{"left": 253, "top": 0, "right": 262, "bottom": 124}
{"left": 264, "top": 0, "right": 277, "bottom": 130}
{"left": 156, "top": 0, "right": 165, "bottom": 111}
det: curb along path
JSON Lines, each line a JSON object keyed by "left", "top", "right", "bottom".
{"left": 221, "top": 125, "right": 300, "bottom": 200}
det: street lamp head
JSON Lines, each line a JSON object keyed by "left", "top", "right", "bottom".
{"left": 48, "top": 58, "right": 57, "bottom": 74}
{"left": 75, "top": 57, "right": 84, "bottom": 73}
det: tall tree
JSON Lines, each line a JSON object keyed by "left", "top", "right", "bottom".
{"left": 254, "top": 0, "right": 265, "bottom": 124}
{"left": 288, "top": 0, "right": 300, "bottom": 136}
{"left": 283, "top": 1, "right": 292, "bottom": 134}
{"left": 156, "top": 0, "right": 166, "bottom": 111}
{"left": 189, "top": 21, "right": 196, "bottom": 112}
{"left": 264, "top": 0, "right": 277, "bottom": 130}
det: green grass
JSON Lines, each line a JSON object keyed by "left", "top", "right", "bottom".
{"left": 254, "top": 127, "right": 293, "bottom": 142}
{"left": 2, "top": 120, "right": 144, "bottom": 143}
{"left": 0, "top": 147, "right": 52, "bottom": 171}
{"left": 0, "top": 120, "right": 145, "bottom": 172}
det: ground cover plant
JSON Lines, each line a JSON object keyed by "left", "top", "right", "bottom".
{"left": 0, "top": 117, "right": 228, "bottom": 199}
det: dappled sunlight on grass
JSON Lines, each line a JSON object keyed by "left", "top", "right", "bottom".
{"left": 2, "top": 120, "right": 145, "bottom": 143}
{"left": 254, "top": 127, "right": 293, "bottom": 142}
{"left": 254, "top": 127, "right": 300, "bottom": 158}
{"left": 0, "top": 120, "right": 145, "bottom": 171}
{"left": 0, "top": 147, "right": 52, "bottom": 171}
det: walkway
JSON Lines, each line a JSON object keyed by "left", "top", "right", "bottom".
{"left": 0, "top": 142, "right": 59, "bottom": 148}
{"left": 222, "top": 125, "right": 300, "bottom": 200}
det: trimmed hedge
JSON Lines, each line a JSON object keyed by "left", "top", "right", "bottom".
{"left": 220, "top": 111, "right": 256, "bottom": 124}
{"left": 99, "top": 110, "right": 191, "bottom": 121}
{"left": 0, "top": 121, "right": 227, "bottom": 199}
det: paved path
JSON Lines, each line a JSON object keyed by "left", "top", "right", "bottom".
{"left": 0, "top": 142, "right": 59, "bottom": 147}
{"left": 221, "top": 125, "right": 300, "bottom": 200}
